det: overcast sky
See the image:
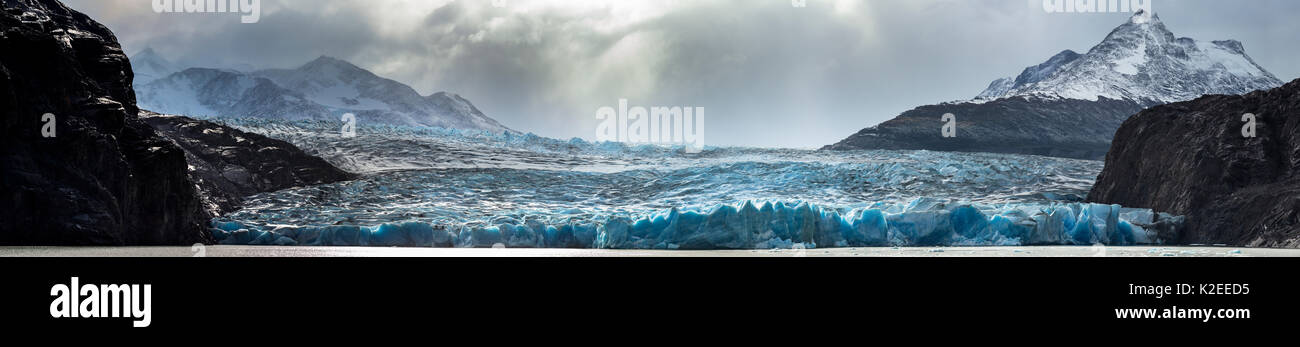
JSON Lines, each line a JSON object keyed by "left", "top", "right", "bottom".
{"left": 63, "top": 0, "right": 1300, "bottom": 148}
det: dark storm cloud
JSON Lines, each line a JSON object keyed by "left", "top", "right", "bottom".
{"left": 61, "top": 0, "right": 1300, "bottom": 148}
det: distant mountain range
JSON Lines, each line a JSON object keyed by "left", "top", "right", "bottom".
{"left": 130, "top": 53, "right": 511, "bottom": 133}
{"left": 826, "top": 11, "right": 1283, "bottom": 159}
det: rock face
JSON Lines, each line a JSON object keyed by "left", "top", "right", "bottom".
{"left": 0, "top": 0, "right": 211, "bottom": 245}
{"left": 1088, "top": 79, "right": 1300, "bottom": 247}
{"left": 823, "top": 97, "right": 1145, "bottom": 160}
{"left": 141, "top": 111, "right": 355, "bottom": 215}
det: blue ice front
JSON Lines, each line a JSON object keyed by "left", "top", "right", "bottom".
{"left": 211, "top": 200, "right": 1182, "bottom": 249}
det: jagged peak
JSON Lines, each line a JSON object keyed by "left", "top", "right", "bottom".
{"left": 299, "top": 55, "right": 364, "bottom": 73}
{"left": 1130, "top": 9, "right": 1157, "bottom": 24}
{"left": 1045, "top": 49, "right": 1081, "bottom": 63}
{"left": 308, "top": 55, "right": 340, "bottom": 63}
{"left": 1114, "top": 10, "right": 1167, "bottom": 34}
{"left": 1213, "top": 40, "right": 1245, "bottom": 54}
{"left": 1012, "top": 49, "right": 1081, "bottom": 85}
{"left": 134, "top": 46, "right": 158, "bottom": 57}
{"left": 173, "top": 66, "right": 241, "bottom": 78}
{"left": 131, "top": 46, "right": 171, "bottom": 63}
{"left": 427, "top": 91, "right": 462, "bottom": 100}
{"left": 1097, "top": 11, "right": 1175, "bottom": 49}
{"left": 973, "top": 11, "right": 1281, "bottom": 104}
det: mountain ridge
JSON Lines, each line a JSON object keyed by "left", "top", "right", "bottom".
{"left": 827, "top": 11, "right": 1283, "bottom": 160}
{"left": 133, "top": 55, "right": 512, "bottom": 133}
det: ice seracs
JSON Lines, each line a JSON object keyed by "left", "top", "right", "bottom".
{"left": 211, "top": 199, "right": 1182, "bottom": 249}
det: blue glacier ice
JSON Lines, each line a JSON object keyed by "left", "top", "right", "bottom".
{"left": 211, "top": 200, "right": 1181, "bottom": 249}
{"left": 201, "top": 117, "right": 1184, "bottom": 249}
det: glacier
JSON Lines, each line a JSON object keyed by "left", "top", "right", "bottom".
{"left": 210, "top": 200, "right": 1182, "bottom": 249}
{"left": 200, "top": 117, "right": 1184, "bottom": 249}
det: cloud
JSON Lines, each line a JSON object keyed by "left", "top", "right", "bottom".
{"left": 61, "top": 0, "right": 1300, "bottom": 148}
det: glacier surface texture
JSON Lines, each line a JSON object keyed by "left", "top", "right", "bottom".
{"left": 206, "top": 118, "right": 1183, "bottom": 249}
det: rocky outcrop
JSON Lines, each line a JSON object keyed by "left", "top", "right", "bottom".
{"left": 1088, "top": 79, "right": 1300, "bottom": 247}
{"left": 822, "top": 97, "right": 1145, "bottom": 160}
{"left": 141, "top": 111, "right": 355, "bottom": 215}
{"left": 0, "top": 0, "right": 210, "bottom": 245}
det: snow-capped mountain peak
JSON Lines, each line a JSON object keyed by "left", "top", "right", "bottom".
{"left": 134, "top": 47, "right": 162, "bottom": 60}
{"left": 135, "top": 56, "right": 512, "bottom": 133}
{"left": 298, "top": 55, "right": 370, "bottom": 76}
{"left": 976, "top": 49, "right": 1080, "bottom": 99}
{"left": 129, "top": 47, "right": 179, "bottom": 85}
{"left": 424, "top": 92, "right": 510, "bottom": 131}
{"left": 1129, "top": 8, "right": 1153, "bottom": 24}
{"left": 976, "top": 11, "right": 1281, "bottom": 104}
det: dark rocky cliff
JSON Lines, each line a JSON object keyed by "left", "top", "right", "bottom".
{"left": 141, "top": 111, "right": 355, "bottom": 215}
{"left": 823, "top": 97, "right": 1146, "bottom": 160}
{"left": 0, "top": 0, "right": 355, "bottom": 245}
{"left": 0, "top": 0, "right": 210, "bottom": 244}
{"left": 1088, "top": 79, "right": 1300, "bottom": 247}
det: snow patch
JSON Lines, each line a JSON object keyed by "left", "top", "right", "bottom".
{"left": 1113, "top": 41, "right": 1147, "bottom": 75}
